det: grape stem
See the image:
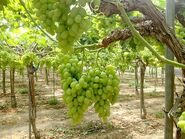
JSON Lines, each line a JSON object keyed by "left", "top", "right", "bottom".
{"left": 95, "top": 48, "right": 104, "bottom": 67}
{"left": 74, "top": 43, "right": 101, "bottom": 50}
{"left": 82, "top": 48, "right": 85, "bottom": 71}
{"left": 19, "top": 0, "right": 57, "bottom": 43}
{"left": 84, "top": 48, "right": 103, "bottom": 52}
{"left": 115, "top": 2, "right": 185, "bottom": 68}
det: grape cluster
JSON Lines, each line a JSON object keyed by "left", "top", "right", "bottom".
{"left": 58, "top": 54, "right": 120, "bottom": 124}
{"left": 32, "top": 0, "right": 93, "bottom": 51}
{"left": 59, "top": 55, "right": 89, "bottom": 124}
{"left": 177, "top": 112, "right": 185, "bottom": 133}
{"left": 90, "top": 66, "right": 120, "bottom": 121}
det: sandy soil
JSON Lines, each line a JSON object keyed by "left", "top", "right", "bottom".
{"left": 0, "top": 71, "right": 182, "bottom": 139}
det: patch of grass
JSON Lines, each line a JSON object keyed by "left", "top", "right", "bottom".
{"left": 118, "top": 94, "right": 136, "bottom": 101}
{"left": 48, "top": 97, "right": 59, "bottom": 105}
{"left": 17, "top": 88, "right": 29, "bottom": 94}
{"left": 49, "top": 121, "right": 116, "bottom": 139}
{"left": 128, "top": 81, "right": 136, "bottom": 88}
{"left": 153, "top": 111, "right": 164, "bottom": 119}
{"left": 0, "top": 104, "right": 8, "bottom": 110}
{"left": 128, "top": 81, "right": 149, "bottom": 88}
{"left": 145, "top": 92, "right": 164, "bottom": 98}
{"left": 81, "top": 121, "right": 114, "bottom": 135}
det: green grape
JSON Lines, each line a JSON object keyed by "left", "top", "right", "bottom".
{"left": 75, "top": 15, "right": 82, "bottom": 23}
{"left": 62, "top": 82, "right": 69, "bottom": 91}
{"left": 99, "top": 100, "right": 104, "bottom": 106}
{"left": 67, "top": 17, "right": 74, "bottom": 25}
{"left": 84, "top": 98, "right": 91, "bottom": 105}
{"left": 71, "top": 7, "right": 79, "bottom": 17}
{"left": 86, "top": 90, "right": 92, "bottom": 98}
{"left": 77, "top": 96, "right": 84, "bottom": 103}
{"left": 65, "top": 0, "right": 73, "bottom": 5}
{"left": 71, "top": 90, "right": 77, "bottom": 97}
{"left": 65, "top": 96, "right": 73, "bottom": 104}
{"left": 79, "top": 0, "right": 87, "bottom": 6}
{"left": 93, "top": 83, "right": 99, "bottom": 89}
{"left": 78, "top": 7, "right": 87, "bottom": 16}
{"left": 74, "top": 83, "right": 81, "bottom": 91}
{"left": 98, "top": 89, "right": 103, "bottom": 95}
{"left": 182, "top": 112, "right": 185, "bottom": 117}
{"left": 180, "top": 115, "right": 185, "bottom": 121}
{"left": 93, "top": 0, "right": 101, "bottom": 9}
{"left": 94, "top": 76, "right": 100, "bottom": 83}
{"left": 73, "top": 98, "right": 79, "bottom": 107}
{"left": 79, "top": 78, "right": 85, "bottom": 85}
{"left": 82, "top": 82, "right": 88, "bottom": 88}
{"left": 69, "top": 107, "right": 77, "bottom": 114}
{"left": 177, "top": 120, "right": 185, "bottom": 129}
{"left": 71, "top": 23, "right": 79, "bottom": 33}
{"left": 61, "top": 31, "right": 69, "bottom": 39}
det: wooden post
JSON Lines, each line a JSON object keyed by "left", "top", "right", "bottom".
{"left": 2, "top": 69, "right": 6, "bottom": 95}
{"left": 165, "top": 0, "right": 175, "bottom": 138}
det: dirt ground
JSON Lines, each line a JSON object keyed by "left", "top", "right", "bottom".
{"left": 0, "top": 71, "right": 183, "bottom": 139}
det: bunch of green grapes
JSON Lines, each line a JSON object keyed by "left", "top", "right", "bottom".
{"left": 32, "top": 0, "right": 58, "bottom": 35}
{"left": 58, "top": 55, "right": 92, "bottom": 124}
{"left": 32, "top": 0, "right": 101, "bottom": 51}
{"left": 87, "top": 66, "right": 120, "bottom": 121}
{"left": 58, "top": 54, "right": 120, "bottom": 124}
{"left": 177, "top": 112, "right": 185, "bottom": 133}
{"left": 0, "top": 0, "right": 9, "bottom": 10}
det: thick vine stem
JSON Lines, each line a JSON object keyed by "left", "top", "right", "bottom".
{"left": 116, "top": 2, "right": 185, "bottom": 69}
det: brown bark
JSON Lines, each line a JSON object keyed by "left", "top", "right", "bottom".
{"left": 35, "top": 71, "right": 38, "bottom": 82}
{"left": 97, "top": 0, "right": 185, "bottom": 138}
{"left": 176, "top": 13, "right": 185, "bottom": 27}
{"left": 134, "top": 62, "right": 139, "bottom": 95}
{"left": 99, "top": 0, "right": 185, "bottom": 65}
{"left": 154, "top": 67, "right": 158, "bottom": 91}
{"left": 2, "top": 69, "right": 6, "bottom": 95}
{"left": 175, "top": 1, "right": 185, "bottom": 27}
{"left": 27, "top": 63, "right": 40, "bottom": 139}
{"left": 161, "top": 67, "right": 164, "bottom": 85}
{"left": 52, "top": 68, "right": 56, "bottom": 97}
{"left": 139, "top": 59, "right": 147, "bottom": 119}
{"left": 10, "top": 68, "right": 17, "bottom": 108}
{"left": 45, "top": 68, "right": 49, "bottom": 85}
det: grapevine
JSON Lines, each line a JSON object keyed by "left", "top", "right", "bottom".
{"left": 32, "top": 0, "right": 101, "bottom": 51}
{"left": 0, "top": 51, "right": 11, "bottom": 69}
{"left": 21, "top": 52, "right": 39, "bottom": 66}
{"left": 58, "top": 54, "right": 120, "bottom": 124}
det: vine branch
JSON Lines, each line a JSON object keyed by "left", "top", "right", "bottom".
{"left": 116, "top": 2, "right": 185, "bottom": 68}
